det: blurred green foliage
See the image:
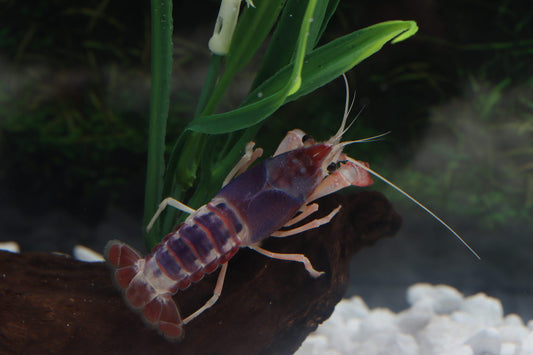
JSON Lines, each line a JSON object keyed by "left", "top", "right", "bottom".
{"left": 0, "top": 0, "right": 531, "bottom": 233}
{"left": 143, "top": 0, "right": 417, "bottom": 247}
{"left": 379, "top": 76, "right": 533, "bottom": 230}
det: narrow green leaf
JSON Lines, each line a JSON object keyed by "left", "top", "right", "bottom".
{"left": 189, "top": 90, "right": 286, "bottom": 133}
{"left": 225, "top": 0, "right": 286, "bottom": 77}
{"left": 255, "top": 20, "right": 420, "bottom": 103}
{"left": 202, "top": 0, "right": 286, "bottom": 115}
{"left": 315, "top": 0, "right": 340, "bottom": 46}
{"left": 143, "top": 0, "right": 174, "bottom": 249}
{"left": 307, "top": 0, "right": 330, "bottom": 53}
{"left": 188, "top": 20, "right": 418, "bottom": 134}
{"left": 188, "top": 0, "right": 319, "bottom": 134}
{"left": 252, "top": 0, "right": 309, "bottom": 89}
{"left": 284, "top": 20, "right": 419, "bottom": 102}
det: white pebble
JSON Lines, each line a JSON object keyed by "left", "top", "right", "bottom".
{"left": 504, "top": 314, "right": 524, "bottom": 326}
{"left": 464, "top": 328, "right": 501, "bottom": 355}
{"left": 295, "top": 334, "right": 328, "bottom": 355}
{"left": 313, "top": 300, "right": 359, "bottom": 353}
{"left": 407, "top": 283, "right": 463, "bottom": 314}
{"left": 499, "top": 324, "right": 529, "bottom": 344}
{"left": 345, "top": 318, "right": 361, "bottom": 339}
{"left": 396, "top": 302, "right": 434, "bottom": 334}
{"left": 418, "top": 315, "right": 473, "bottom": 354}
{"left": 355, "top": 308, "right": 397, "bottom": 341}
{"left": 500, "top": 342, "right": 517, "bottom": 355}
{"left": 458, "top": 293, "right": 503, "bottom": 327}
{"left": 73, "top": 245, "right": 105, "bottom": 262}
{"left": 357, "top": 332, "right": 418, "bottom": 355}
{"left": 336, "top": 296, "right": 369, "bottom": 319}
{"left": 298, "top": 284, "right": 532, "bottom": 355}
{"left": 0, "top": 241, "right": 20, "bottom": 253}
{"left": 521, "top": 332, "right": 533, "bottom": 352}
{"left": 434, "top": 344, "right": 474, "bottom": 355}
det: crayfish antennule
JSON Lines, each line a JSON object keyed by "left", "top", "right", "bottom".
{"left": 328, "top": 74, "right": 362, "bottom": 147}
{"left": 340, "top": 131, "right": 392, "bottom": 148}
{"left": 328, "top": 74, "right": 351, "bottom": 145}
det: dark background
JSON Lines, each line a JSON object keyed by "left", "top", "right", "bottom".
{"left": 1, "top": 0, "right": 532, "bottom": 320}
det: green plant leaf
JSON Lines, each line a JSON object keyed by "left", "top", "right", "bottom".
{"left": 251, "top": 0, "right": 312, "bottom": 89}
{"left": 188, "top": 20, "right": 418, "bottom": 134}
{"left": 188, "top": 0, "right": 320, "bottom": 133}
{"left": 315, "top": 0, "right": 340, "bottom": 46}
{"left": 252, "top": 0, "right": 339, "bottom": 90}
{"left": 143, "top": 0, "right": 173, "bottom": 248}
{"left": 225, "top": 0, "right": 286, "bottom": 79}
{"left": 284, "top": 20, "right": 418, "bottom": 102}
{"left": 202, "top": 0, "right": 286, "bottom": 115}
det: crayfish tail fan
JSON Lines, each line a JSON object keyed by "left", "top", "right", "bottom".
{"left": 104, "top": 240, "right": 185, "bottom": 340}
{"left": 105, "top": 240, "right": 142, "bottom": 289}
{"left": 142, "top": 293, "right": 184, "bottom": 340}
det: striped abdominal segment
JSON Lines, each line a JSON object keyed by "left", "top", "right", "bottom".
{"left": 152, "top": 201, "right": 245, "bottom": 288}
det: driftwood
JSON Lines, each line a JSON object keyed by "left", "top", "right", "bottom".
{"left": 0, "top": 191, "right": 401, "bottom": 355}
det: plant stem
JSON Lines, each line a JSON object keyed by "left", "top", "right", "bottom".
{"left": 195, "top": 55, "right": 224, "bottom": 117}
{"left": 166, "top": 56, "right": 224, "bottom": 189}
{"left": 158, "top": 55, "right": 225, "bottom": 242}
{"left": 143, "top": 0, "right": 173, "bottom": 249}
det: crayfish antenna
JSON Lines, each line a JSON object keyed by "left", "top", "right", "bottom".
{"left": 340, "top": 131, "right": 391, "bottom": 146}
{"left": 328, "top": 74, "right": 367, "bottom": 148}
{"left": 329, "top": 74, "right": 355, "bottom": 145}
{"left": 346, "top": 158, "right": 481, "bottom": 260}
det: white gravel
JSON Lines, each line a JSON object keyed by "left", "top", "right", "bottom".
{"left": 295, "top": 283, "right": 533, "bottom": 355}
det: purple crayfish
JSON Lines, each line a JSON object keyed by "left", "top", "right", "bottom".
{"left": 105, "top": 81, "right": 479, "bottom": 340}
{"left": 105, "top": 97, "right": 373, "bottom": 339}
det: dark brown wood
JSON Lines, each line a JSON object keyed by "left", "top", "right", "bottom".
{"left": 0, "top": 191, "right": 401, "bottom": 355}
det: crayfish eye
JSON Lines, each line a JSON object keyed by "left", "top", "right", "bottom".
{"left": 302, "top": 134, "right": 314, "bottom": 144}
{"left": 327, "top": 162, "right": 337, "bottom": 173}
